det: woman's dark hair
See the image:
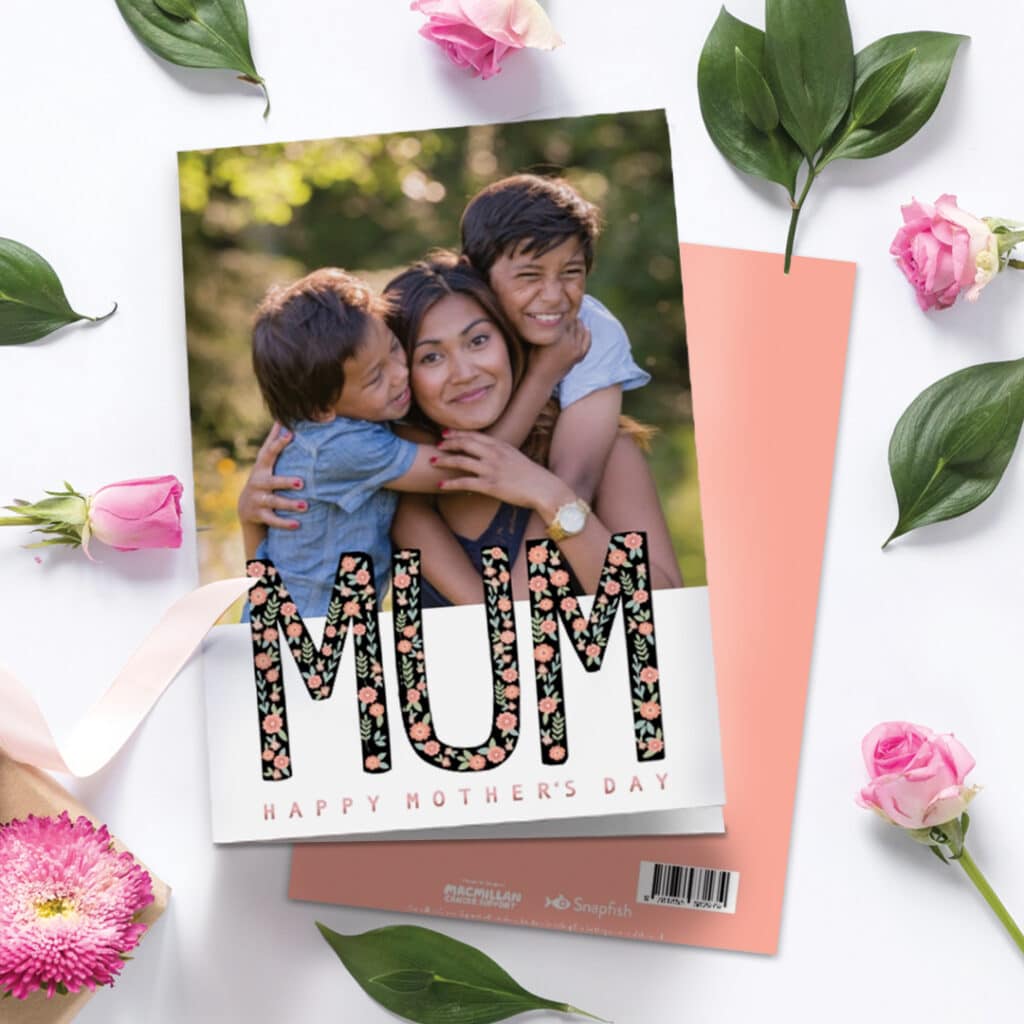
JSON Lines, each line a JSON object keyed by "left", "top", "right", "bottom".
{"left": 251, "top": 267, "right": 388, "bottom": 427}
{"left": 384, "top": 250, "right": 557, "bottom": 463}
{"left": 460, "top": 174, "right": 602, "bottom": 276}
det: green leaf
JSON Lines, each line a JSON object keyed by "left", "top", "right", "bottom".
{"left": 885, "top": 358, "right": 1024, "bottom": 546}
{"left": 928, "top": 844, "right": 950, "bottom": 865}
{"left": 154, "top": 0, "right": 199, "bottom": 18}
{"left": 0, "top": 238, "right": 115, "bottom": 346}
{"left": 764, "top": 0, "right": 854, "bottom": 158}
{"left": 735, "top": 46, "right": 779, "bottom": 132}
{"left": 697, "top": 8, "right": 803, "bottom": 195}
{"left": 820, "top": 32, "right": 967, "bottom": 164}
{"left": 316, "top": 922, "right": 606, "bottom": 1024}
{"left": 114, "top": 0, "right": 269, "bottom": 117}
{"left": 850, "top": 48, "right": 916, "bottom": 127}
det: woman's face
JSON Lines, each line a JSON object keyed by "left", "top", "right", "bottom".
{"left": 409, "top": 292, "right": 514, "bottom": 431}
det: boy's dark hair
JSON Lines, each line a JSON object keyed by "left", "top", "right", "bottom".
{"left": 460, "top": 174, "right": 602, "bottom": 275}
{"left": 251, "top": 268, "right": 388, "bottom": 427}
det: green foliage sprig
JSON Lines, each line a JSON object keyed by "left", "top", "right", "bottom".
{"left": 114, "top": 0, "right": 269, "bottom": 117}
{"left": 698, "top": 1, "right": 966, "bottom": 272}
{"left": 317, "top": 922, "right": 608, "bottom": 1024}
{"left": 885, "top": 359, "right": 1024, "bottom": 546}
{"left": 0, "top": 238, "right": 116, "bottom": 345}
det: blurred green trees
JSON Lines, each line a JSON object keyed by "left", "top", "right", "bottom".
{"left": 181, "top": 110, "right": 704, "bottom": 587}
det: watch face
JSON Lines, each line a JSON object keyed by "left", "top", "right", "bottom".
{"left": 559, "top": 504, "right": 586, "bottom": 534}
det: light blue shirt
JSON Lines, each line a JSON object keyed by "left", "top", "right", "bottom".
{"left": 254, "top": 417, "right": 417, "bottom": 617}
{"left": 555, "top": 294, "right": 651, "bottom": 408}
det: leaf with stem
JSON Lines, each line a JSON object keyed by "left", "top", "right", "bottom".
{"left": 114, "top": 0, "right": 269, "bottom": 117}
{"left": 885, "top": 358, "right": 1024, "bottom": 546}
{"left": 317, "top": 922, "right": 608, "bottom": 1024}
{"left": 0, "top": 238, "right": 115, "bottom": 346}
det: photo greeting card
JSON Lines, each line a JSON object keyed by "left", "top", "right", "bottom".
{"left": 290, "top": 245, "right": 856, "bottom": 952}
{"left": 183, "top": 109, "right": 725, "bottom": 843}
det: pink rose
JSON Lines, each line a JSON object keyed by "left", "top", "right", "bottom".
{"left": 534, "top": 643, "right": 554, "bottom": 663}
{"left": 857, "top": 721, "right": 978, "bottom": 830}
{"left": 548, "top": 744, "right": 565, "bottom": 762}
{"left": 549, "top": 569, "right": 569, "bottom": 588}
{"left": 369, "top": 703, "right": 385, "bottom": 718}
{"left": 469, "top": 754, "right": 486, "bottom": 770}
{"left": 365, "top": 755, "right": 381, "bottom": 771}
{"left": 623, "top": 533, "right": 643, "bottom": 550}
{"left": 891, "top": 195, "right": 1000, "bottom": 310}
{"left": 394, "top": 573, "right": 411, "bottom": 589}
{"left": 501, "top": 670, "right": 518, "bottom": 685}
{"left": 424, "top": 740, "right": 441, "bottom": 756}
{"left": 358, "top": 686, "right": 378, "bottom": 705}
{"left": 273, "top": 753, "right": 290, "bottom": 771}
{"left": 639, "top": 666, "right": 659, "bottom": 684}
{"left": 261, "top": 712, "right": 283, "bottom": 736}
{"left": 411, "top": 0, "right": 562, "bottom": 80}
{"left": 538, "top": 696, "right": 557, "bottom": 714}
{"left": 646, "top": 737, "right": 664, "bottom": 754}
{"left": 486, "top": 745, "right": 506, "bottom": 764}
{"left": 87, "top": 475, "right": 183, "bottom": 551}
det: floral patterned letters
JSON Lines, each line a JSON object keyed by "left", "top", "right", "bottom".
{"left": 391, "top": 547, "right": 521, "bottom": 772}
{"left": 246, "top": 556, "right": 392, "bottom": 781}
{"left": 526, "top": 532, "right": 664, "bottom": 765}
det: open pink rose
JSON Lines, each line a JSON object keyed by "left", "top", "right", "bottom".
{"left": 857, "top": 721, "right": 978, "bottom": 830}
{"left": 891, "top": 195, "right": 1000, "bottom": 311}
{"left": 88, "top": 476, "right": 184, "bottom": 551}
{"left": 411, "top": 0, "right": 562, "bottom": 79}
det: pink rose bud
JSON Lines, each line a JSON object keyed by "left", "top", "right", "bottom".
{"left": 411, "top": 0, "right": 562, "bottom": 80}
{"left": 857, "top": 721, "right": 979, "bottom": 831}
{"left": 891, "top": 194, "right": 1001, "bottom": 311}
{"left": 87, "top": 476, "right": 184, "bottom": 551}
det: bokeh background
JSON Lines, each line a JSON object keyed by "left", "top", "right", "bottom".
{"left": 180, "top": 109, "right": 705, "bottom": 590}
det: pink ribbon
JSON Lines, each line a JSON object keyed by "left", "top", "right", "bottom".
{"left": 0, "top": 576, "right": 252, "bottom": 776}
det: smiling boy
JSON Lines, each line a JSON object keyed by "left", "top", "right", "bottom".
{"left": 459, "top": 174, "right": 651, "bottom": 503}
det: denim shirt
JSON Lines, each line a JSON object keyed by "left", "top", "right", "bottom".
{"left": 555, "top": 294, "right": 651, "bottom": 408}
{"left": 255, "top": 416, "right": 417, "bottom": 617}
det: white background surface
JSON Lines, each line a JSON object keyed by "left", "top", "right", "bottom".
{"left": 2, "top": 1, "right": 1022, "bottom": 1020}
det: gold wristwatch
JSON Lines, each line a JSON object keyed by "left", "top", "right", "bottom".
{"left": 546, "top": 499, "right": 591, "bottom": 541}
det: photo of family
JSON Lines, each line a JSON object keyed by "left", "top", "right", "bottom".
{"left": 181, "top": 109, "right": 704, "bottom": 615}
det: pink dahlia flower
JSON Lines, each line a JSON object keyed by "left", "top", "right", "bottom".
{"left": 0, "top": 812, "right": 154, "bottom": 1000}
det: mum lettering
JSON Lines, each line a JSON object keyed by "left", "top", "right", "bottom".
{"left": 246, "top": 531, "right": 663, "bottom": 782}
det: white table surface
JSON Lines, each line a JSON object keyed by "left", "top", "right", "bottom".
{"left": 2, "top": 1, "right": 1022, "bottom": 1020}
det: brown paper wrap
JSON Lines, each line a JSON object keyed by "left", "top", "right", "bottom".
{"left": 0, "top": 752, "right": 169, "bottom": 1024}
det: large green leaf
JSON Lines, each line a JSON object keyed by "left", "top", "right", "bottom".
{"left": 764, "top": 0, "right": 854, "bottom": 158}
{"left": 885, "top": 358, "right": 1024, "bottom": 546}
{"left": 698, "top": 7, "right": 802, "bottom": 195}
{"left": 0, "top": 238, "right": 115, "bottom": 346}
{"left": 317, "top": 923, "right": 605, "bottom": 1024}
{"left": 114, "top": 0, "right": 268, "bottom": 116}
{"left": 820, "top": 31, "right": 966, "bottom": 164}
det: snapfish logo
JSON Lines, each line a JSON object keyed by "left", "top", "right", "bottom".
{"left": 545, "top": 894, "right": 571, "bottom": 911}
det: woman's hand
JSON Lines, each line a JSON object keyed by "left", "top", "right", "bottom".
{"left": 435, "top": 431, "right": 575, "bottom": 524}
{"left": 237, "top": 423, "right": 305, "bottom": 530}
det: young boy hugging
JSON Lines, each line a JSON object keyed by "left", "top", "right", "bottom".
{"left": 459, "top": 173, "right": 651, "bottom": 506}
{"left": 247, "top": 266, "right": 584, "bottom": 616}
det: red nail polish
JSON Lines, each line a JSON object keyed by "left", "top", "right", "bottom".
{"left": 297, "top": 501, "right": 308, "bottom": 511}
{"left": 438, "top": 480, "right": 446, "bottom": 489}
{"left": 293, "top": 479, "right": 302, "bottom": 489}
{"left": 441, "top": 428, "right": 451, "bottom": 437}
{"left": 289, "top": 521, "right": 300, "bottom": 529}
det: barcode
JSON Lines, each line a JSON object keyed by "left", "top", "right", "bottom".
{"left": 635, "top": 860, "right": 739, "bottom": 913}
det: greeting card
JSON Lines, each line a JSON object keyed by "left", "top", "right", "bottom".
{"left": 184, "top": 109, "right": 725, "bottom": 843}
{"left": 289, "top": 245, "right": 856, "bottom": 952}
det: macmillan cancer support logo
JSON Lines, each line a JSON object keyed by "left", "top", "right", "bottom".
{"left": 443, "top": 882, "right": 522, "bottom": 911}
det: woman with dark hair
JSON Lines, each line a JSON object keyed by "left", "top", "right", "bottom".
{"left": 383, "top": 252, "right": 681, "bottom": 605}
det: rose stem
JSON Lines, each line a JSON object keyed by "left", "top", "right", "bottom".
{"left": 958, "top": 847, "right": 1024, "bottom": 956}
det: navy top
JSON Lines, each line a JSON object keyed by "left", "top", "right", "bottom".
{"left": 420, "top": 503, "right": 532, "bottom": 608}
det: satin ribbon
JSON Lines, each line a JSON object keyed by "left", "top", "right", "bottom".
{"left": 0, "top": 576, "right": 252, "bottom": 776}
